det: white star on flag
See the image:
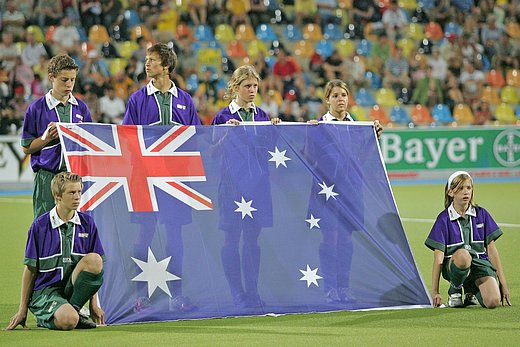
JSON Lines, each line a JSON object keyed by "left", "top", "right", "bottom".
{"left": 268, "top": 146, "right": 291, "bottom": 168}
{"left": 234, "top": 197, "right": 257, "bottom": 219}
{"left": 305, "top": 214, "right": 321, "bottom": 229}
{"left": 318, "top": 181, "right": 339, "bottom": 201}
{"left": 131, "top": 247, "right": 181, "bottom": 298}
{"left": 299, "top": 265, "right": 322, "bottom": 287}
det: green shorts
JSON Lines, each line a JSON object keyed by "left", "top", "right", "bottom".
{"left": 29, "top": 279, "right": 74, "bottom": 330}
{"left": 442, "top": 257, "right": 497, "bottom": 295}
{"left": 33, "top": 169, "right": 57, "bottom": 218}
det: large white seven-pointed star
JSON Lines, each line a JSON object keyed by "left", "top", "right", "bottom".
{"left": 305, "top": 214, "right": 321, "bottom": 229}
{"left": 131, "top": 248, "right": 181, "bottom": 298}
{"left": 268, "top": 147, "right": 291, "bottom": 168}
{"left": 299, "top": 265, "right": 322, "bottom": 287}
{"left": 234, "top": 197, "right": 257, "bottom": 219}
{"left": 318, "top": 181, "right": 339, "bottom": 201}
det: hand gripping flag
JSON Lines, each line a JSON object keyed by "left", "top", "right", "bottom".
{"left": 57, "top": 122, "right": 431, "bottom": 325}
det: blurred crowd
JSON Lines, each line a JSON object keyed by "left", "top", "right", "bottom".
{"left": 1, "top": 0, "right": 519, "bottom": 135}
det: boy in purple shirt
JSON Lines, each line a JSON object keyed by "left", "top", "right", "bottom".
{"left": 21, "top": 54, "right": 92, "bottom": 218}
{"left": 425, "top": 171, "right": 511, "bottom": 309}
{"left": 123, "top": 43, "right": 199, "bottom": 313}
{"left": 6, "top": 172, "right": 105, "bottom": 330}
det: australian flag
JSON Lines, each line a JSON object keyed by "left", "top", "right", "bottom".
{"left": 57, "top": 122, "right": 431, "bottom": 325}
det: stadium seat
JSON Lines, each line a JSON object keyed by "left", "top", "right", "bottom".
{"left": 324, "top": 23, "right": 344, "bottom": 41}
{"left": 431, "top": 104, "right": 454, "bottom": 124}
{"left": 500, "top": 85, "right": 519, "bottom": 104}
{"left": 375, "top": 88, "right": 399, "bottom": 106}
{"left": 425, "top": 22, "right": 444, "bottom": 41}
{"left": 176, "top": 23, "right": 193, "bottom": 40}
{"left": 362, "top": 22, "right": 379, "bottom": 41}
{"left": 505, "top": 21, "right": 520, "bottom": 39}
{"left": 198, "top": 48, "right": 222, "bottom": 71}
{"left": 194, "top": 25, "right": 215, "bottom": 42}
{"left": 283, "top": 24, "right": 303, "bottom": 41}
{"left": 256, "top": 24, "right": 278, "bottom": 42}
{"left": 444, "top": 22, "right": 462, "bottom": 38}
{"left": 365, "top": 71, "right": 382, "bottom": 89}
{"left": 235, "top": 24, "right": 256, "bottom": 41}
{"left": 369, "top": 105, "right": 391, "bottom": 124}
{"left": 246, "top": 40, "right": 269, "bottom": 59}
{"left": 355, "top": 88, "right": 376, "bottom": 106}
{"left": 399, "top": 0, "right": 418, "bottom": 10}
{"left": 26, "top": 25, "right": 45, "bottom": 43}
{"left": 349, "top": 105, "right": 369, "bottom": 121}
{"left": 46, "top": 26, "right": 57, "bottom": 42}
{"left": 124, "top": 9, "right": 141, "bottom": 28}
{"left": 157, "top": 9, "right": 177, "bottom": 35}
{"left": 480, "top": 86, "right": 500, "bottom": 105}
{"left": 336, "top": 39, "right": 356, "bottom": 58}
{"left": 495, "top": 103, "right": 517, "bottom": 124}
{"left": 185, "top": 74, "right": 199, "bottom": 93}
{"left": 356, "top": 39, "right": 372, "bottom": 57}
{"left": 314, "top": 40, "right": 335, "bottom": 58}
{"left": 118, "top": 41, "right": 139, "bottom": 59}
{"left": 215, "top": 24, "right": 235, "bottom": 44}
{"left": 506, "top": 69, "right": 520, "bottom": 87}
{"left": 89, "top": 25, "right": 111, "bottom": 44}
{"left": 390, "top": 105, "right": 412, "bottom": 125}
{"left": 130, "top": 25, "right": 152, "bottom": 41}
{"left": 516, "top": 105, "right": 520, "bottom": 119}
{"left": 302, "top": 23, "right": 323, "bottom": 41}
{"left": 452, "top": 103, "right": 475, "bottom": 125}
{"left": 486, "top": 69, "right": 506, "bottom": 88}
{"left": 294, "top": 40, "right": 314, "bottom": 58}
{"left": 226, "top": 40, "right": 247, "bottom": 58}
{"left": 109, "top": 58, "right": 127, "bottom": 76}
{"left": 411, "top": 104, "right": 434, "bottom": 125}
{"left": 406, "top": 23, "right": 425, "bottom": 42}
{"left": 397, "top": 38, "right": 416, "bottom": 58}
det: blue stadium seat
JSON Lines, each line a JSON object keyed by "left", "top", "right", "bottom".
{"left": 186, "top": 74, "right": 199, "bottom": 94}
{"left": 355, "top": 88, "right": 376, "bottom": 106}
{"left": 256, "top": 24, "right": 278, "bottom": 42}
{"left": 124, "top": 10, "right": 141, "bottom": 28}
{"left": 356, "top": 39, "right": 372, "bottom": 57}
{"left": 444, "top": 22, "right": 462, "bottom": 38}
{"left": 323, "top": 23, "right": 344, "bottom": 41}
{"left": 431, "top": 104, "right": 454, "bottom": 124}
{"left": 390, "top": 105, "right": 412, "bottom": 125}
{"left": 314, "top": 40, "right": 335, "bottom": 58}
{"left": 283, "top": 24, "right": 303, "bottom": 41}
{"left": 194, "top": 25, "right": 215, "bottom": 42}
{"left": 365, "top": 71, "right": 382, "bottom": 89}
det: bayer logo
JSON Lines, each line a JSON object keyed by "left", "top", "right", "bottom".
{"left": 493, "top": 129, "right": 520, "bottom": 167}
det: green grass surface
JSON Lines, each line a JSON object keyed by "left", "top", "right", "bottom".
{"left": 1, "top": 183, "right": 519, "bottom": 346}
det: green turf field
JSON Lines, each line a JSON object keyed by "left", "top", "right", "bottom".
{"left": 1, "top": 182, "right": 519, "bottom": 346}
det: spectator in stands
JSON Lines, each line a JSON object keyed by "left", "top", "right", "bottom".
{"left": 188, "top": 0, "right": 207, "bottom": 26}
{"left": 36, "top": 0, "right": 63, "bottom": 30}
{"left": 11, "top": 57, "right": 35, "bottom": 98}
{"left": 79, "top": 0, "right": 102, "bottom": 32}
{"left": 426, "top": 0, "right": 452, "bottom": 28}
{"left": 81, "top": 83, "right": 101, "bottom": 122}
{"left": 494, "top": 32, "right": 519, "bottom": 70}
{"left": 323, "top": 49, "right": 348, "bottom": 82}
{"left": 315, "top": 0, "right": 338, "bottom": 28}
{"left": 370, "top": 32, "right": 393, "bottom": 74}
{"left": 101, "top": 0, "right": 123, "bottom": 32}
{"left": 52, "top": 16, "right": 81, "bottom": 54}
{"left": 272, "top": 46, "right": 301, "bottom": 96}
{"left": 459, "top": 60, "right": 485, "bottom": 106}
{"left": 249, "top": 0, "right": 270, "bottom": 29}
{"left": 31, "top": 73, "right": 46, "bottom": 100}
{"left": 473, "top": 100, "right": 494, "bottom": 125}
{"left": 345, "top": 54, "right": 367, "bottom": 90}
{"left": 22, "top": 32, "right": 48, "bottom": 68}
{"left": 80, "top": 50, "right": 110, "bottom": 85}
{"left": 410, "top": 66, "right": 444, "bottom": 107}
{"left": 383, "top": 47, "right": 410, "bottom": 96}
{"left": 445, "top": 71, "right": 464, "bottom": 111}
{"left": 2, "top": 1, "right": 26, "bottom": 40}
{"left": 353, "top": 0, "right": 382, "bottom": 38}
{"left": 0, "top": 104, "right": 21, "bottom": 135}
{"left": 99, "top": 85, "right": 126, "bottom": 124}
{"left": 459, "top": 33, "right": 484, "bottom": 68}
{"left": 226, "top": 0, "right": 252, "bottom": 29}
{"left": 0, "top": 32, "right": 19, "bottom": 72}
{"left": 428, "top": 46, "right": 448, "bottom": 82}
{"left": 295, "top": 0, "right": 318, "bottom": 26}
{"left": 382, "top": 0, "right": 409, "bottom": 42}
{"left": 481, "top": 14, "right": 503, "bottom": 58}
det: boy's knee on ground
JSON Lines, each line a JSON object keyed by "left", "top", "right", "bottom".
{"left": 53, "top": 304, "right": 79, "bottom": 330}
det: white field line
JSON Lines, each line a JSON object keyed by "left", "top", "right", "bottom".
{"left": 401, "top": 217, "right": 520, "bottom": 229}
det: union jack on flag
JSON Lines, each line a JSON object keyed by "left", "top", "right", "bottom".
{"left": 57, "top": 123, "right": 213, "bottom": 212}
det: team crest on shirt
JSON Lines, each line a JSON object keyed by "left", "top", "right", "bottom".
{"left": 78, "top": 232, "right": 89, "bottom": 238}
{"left": 176, "top": 104, "right": 186, "bottom": 110}
{"left": 63, "top": 257, "right": 72, "bottom": 263}
{"left": 76, "top": 114, "right": 84, "bottom": 122}
{"left": 476, "top": 223, "right": 484, "bottom": 228}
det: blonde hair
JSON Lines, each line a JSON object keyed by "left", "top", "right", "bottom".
{"left": 51, "top": 172, "right": 83, "bottom": 199}
{"left": 48, "top": 54, "right": 78, "bottom": 77}
{"left": 223, "top": 65, "right": 261, "bottom": 101}
{"left": 323, "top": 79, "right": 350, "bottom": 103}
{"left": 444, "top": 172, "right": 474, "bottom": 208}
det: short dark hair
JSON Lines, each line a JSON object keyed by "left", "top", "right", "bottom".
{"left": 48, "top": 54, "right": 78, "bottom": 77}
{"left": 147, "top": 43, "right": 178, "bottom": 73}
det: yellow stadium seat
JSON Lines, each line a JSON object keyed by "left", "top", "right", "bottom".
{"left": 197, "top": 48, "right": 222, "bottom": 71}
{"left": 336, "top": 39, "right": 356, "bottom": 58}
{"left": 246, "top": 40, "right": 268, "bottom": 59}
{"left": 349, "top": 105, "right": 368, "bottom": 121}
{"left": 397, "top": 38, "right": 416, "bottom": 58}
{"left": 406, "top": 23, "right": 424, "bottom": 42}
{"left": 26, "top": 25, "right": 45, "bottom": 43}
{"left": 453, "top": 103, "right": 475, "bottom": 125}
{"left": 495, "top": 103, "right": 517, "bottom": 124}
{"left": 157, "top": 9, "right": 177, "bottom": 35}
{"left": 399, "top": 0, "right": 418, "bottom": 10}
{"left": 118, "top": 41, "right": 139, "bottom": 59}
{"left": 109, "top": 58, "right": 127, "bottom": 76}
{"left": 506, "top": 69, "right": 520, "bottom": 87}
{"left": 375, "top": 88, "right": 399, "bottom": 107}
{"left": 294, "top": 40, "right": 314, "bottom": 58}
{"left": 215, "top": 24, "right": 235, "bottom": 44}
{"left": 89, "top": 25, "right": 111, "bottom": 44}
{"left": 235, "top": 24, "right": 256, "bottom": 41}
{"left": 505, "top": 21, "right": 520, "bottom": 39}
{"left": 303, "top": 23, "right": 323, "bottom": 42}
{"left": 480, "top": 86, "right": 500, "bottom": 105}
{"left": 130, "top": 25, "right": 153, "bottom": 41}
{"left": 500, "top": 85, "right": 519, "bottom": 104}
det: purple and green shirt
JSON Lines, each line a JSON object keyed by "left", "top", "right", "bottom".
{"left": 425, "top": 204, "right": 502, "bottom": 261}
{"left": 24, "top": 207, "right": 105, "bottom": 291}
{"left": 122, "top": 80, "right": 201, "bottom": 126}
{"left": 211, "top": 100, "right": 270, "bottom": 125}
{"left": 21, "top": 91, "right": 92, "bottom": 173}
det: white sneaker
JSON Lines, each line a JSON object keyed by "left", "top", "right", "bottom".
{"left": 464, "top": 293, "right": 479, "bottom": 306}
{"left": 448, "top": 293, "right": 463, "bottom": 308}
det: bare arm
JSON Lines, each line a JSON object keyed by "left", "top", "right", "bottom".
{"left": 431, "top": 249, "right": 444, "bottom": 307}
{"left": 89, "top": 293, "right": 105, "bottom": 325}
{"left": 487, "top": 241, "right": 511, "bottom": 306}
{"left": 5, "top": 266, "right": 37, "bottom": 330}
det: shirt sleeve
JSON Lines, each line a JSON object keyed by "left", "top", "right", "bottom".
{"left": 122, "top": 96, "right": 137, "bottom": 125}
{"left": 23, "top": 222, "right": 39, "bottom": 268}
{"left": 481, "top": 207, "right": 502, "bottom": 245}
{"left": 424, "top": 213, "right": 447, "bottom": 252}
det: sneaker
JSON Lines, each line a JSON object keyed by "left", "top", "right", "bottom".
{"left": 325, "top": 288, "right": 341, "bottom": 303}
{"left": 447, "top": 293, "right": 463, "bottom": 308}
{"left": 75, "top": 310, "right": 96, "bottom": 329}
{"left": 169, "top": 296, "right": 198, "bottom": 313}
{"left": 464, "top": 293, "right": 479, "bottom": 306}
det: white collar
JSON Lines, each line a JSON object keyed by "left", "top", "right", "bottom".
{"left": 49, "top": 206, "right": 81, "bottom": 229}
{"left": 146, "top": 79, "right": 178, "bottom": 98}
{"left": 322, "top": 111, "right": 353, "bottom": 122}
{"left": 45, "top": 90, "right": 78, "bottom": 110}
{"left": 448, "top": 203, "right": 477, "bottom": 221}
{"left": 228, "top": 100, "right": 258, "bottom": 116}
